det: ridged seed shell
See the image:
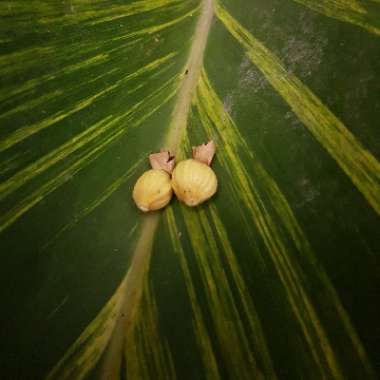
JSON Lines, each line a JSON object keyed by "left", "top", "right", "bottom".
{"left": 132, "top": 169, "right": 172, "bottom": 212}
{"left": 172, "top": 159, "right": 217, "bottom": 207}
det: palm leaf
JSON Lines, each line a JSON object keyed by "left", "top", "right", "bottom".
{"left": 0, "top": 0, "right": 379, "bottom": 379}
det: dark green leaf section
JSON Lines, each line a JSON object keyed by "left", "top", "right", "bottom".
{"left": 0, "top": 0, "right": 198, "bottom": 378}
{"left": 207, "top": 2, "right": 380, "bottom": 374}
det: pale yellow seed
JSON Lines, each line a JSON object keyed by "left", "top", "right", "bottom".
{"left": 172, "top": 159, "right": 217, "bottom": 207}
{"left": 132, "top": 169, "right": 172, "bottom": 212}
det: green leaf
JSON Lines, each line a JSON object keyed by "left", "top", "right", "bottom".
{"left": 0, "top": 0, "right": 379, "bottom": 379}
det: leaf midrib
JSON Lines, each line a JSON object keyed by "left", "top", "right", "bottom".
{"left": 98, "top": 0, "right": 215, "bottom": 378}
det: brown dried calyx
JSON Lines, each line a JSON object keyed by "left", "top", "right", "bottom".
{"left": 149, "top": 150, "right": 175, "bottom": 173}
{"left": 192, "top": 140, "right": 216, "bottom": 166}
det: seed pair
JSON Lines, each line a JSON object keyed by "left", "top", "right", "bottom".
{"left": 132, "top": 141, "right": 217, "bottom": 212}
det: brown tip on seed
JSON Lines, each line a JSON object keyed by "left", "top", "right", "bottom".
{"left": 149, "top": 150, "right": 175, "bottom": 173}
{"left": 192, "top": 140, "right": 216, "bottom": 166}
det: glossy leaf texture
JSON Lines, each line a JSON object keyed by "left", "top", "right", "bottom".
{"left": 0, "top": 0, "right": 379, "bottom": 379}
